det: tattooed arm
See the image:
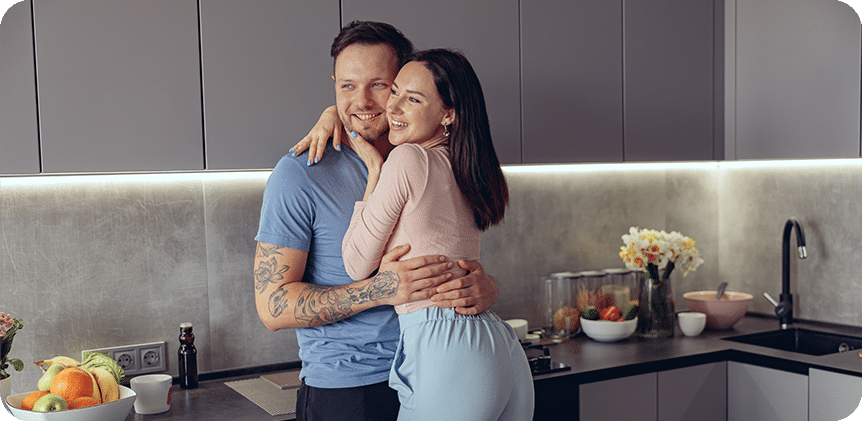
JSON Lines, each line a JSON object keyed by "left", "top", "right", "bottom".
{"left": 254, "top": 242, "right": 454, "bottom": 330}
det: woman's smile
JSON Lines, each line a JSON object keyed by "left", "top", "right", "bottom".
{"left": 386, "top": 61, "right": 453, "bottom": 147}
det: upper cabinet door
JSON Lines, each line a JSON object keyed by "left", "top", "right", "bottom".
{"left": 624, "top": 0, "right": 719, "bottom": 162}
{"left": 733, "top": 0, "right": 861, "bottom": 159}
{"left": 342, "top": 0, "right": 522, "bottom": 165}
{"left": 34, "top": 0, "right": 203, "bottom": 173}
{"left": 201, "top": 0, "right": 339, "bottom": 170}
{"left": 521, "top": 0, "right": 624, "bottom": 164}
{"left": 0, "top": 1, "right": 40, "bottom": 175}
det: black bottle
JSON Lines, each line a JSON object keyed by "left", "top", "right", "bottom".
{"left": 178, "top": 322, "right": 198, "bottom": 389}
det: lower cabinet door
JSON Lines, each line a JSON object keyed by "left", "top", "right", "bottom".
{"left": 658, "top": 362, "right": 727, "bottom": 421}
{"left": 809, "top": 368, "right": 862, "bottom": 420}
{"left": 579, "top": 372, "right": 657, "bottom": 420}
{"left": 728, "top": 361, "right": 808, "bottom": 421}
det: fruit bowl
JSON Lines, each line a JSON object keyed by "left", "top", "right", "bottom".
{"left": 581, "top": 317, "right": 637, "bottom": 342}
{"left": 4, "top": 385, "right": 136, "bottom": 421}
{"left": 683, "top": 291, "right": 752, "bottom": 330}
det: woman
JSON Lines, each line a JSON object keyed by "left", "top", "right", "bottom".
{"left": 341, "top": 49, "right": 534, "bottom": 421}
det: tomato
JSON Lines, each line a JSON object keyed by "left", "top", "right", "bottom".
{"left": 599, "top": 306, "right": 621, "bottom": 321}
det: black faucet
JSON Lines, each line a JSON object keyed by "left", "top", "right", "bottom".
{"left": 765, "top": 219, "right": 807, "bottom": 329}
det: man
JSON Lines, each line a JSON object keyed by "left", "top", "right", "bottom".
{"left": 254, "top": 21, "right": 500, "bottom": 421}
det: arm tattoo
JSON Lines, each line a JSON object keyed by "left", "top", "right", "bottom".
{"left": 292, "top": 270, "right": 401, "bottom": 327}
{"left": 255, "top": 257, "right": 290, "bottom": 294}
{"left": 268, "top": 285, "right": 290, "bottom": 318}
{"left": 256, "top": 243, "right": 283, "bottom": 258}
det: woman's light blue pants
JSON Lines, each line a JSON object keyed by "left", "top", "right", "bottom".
{"left": 389, "top": 307, "right": 535, "bottom": 420}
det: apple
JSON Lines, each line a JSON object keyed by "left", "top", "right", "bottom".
{"left": 37, "top": 364, "right": 66, "bottom": 391}
{"left": 553, "top": 306, "right": 580, "bottom": 333}
{"left": 31, "top": 394, "right": 68, "bottom": 412}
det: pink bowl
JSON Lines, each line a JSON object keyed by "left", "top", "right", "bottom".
{"left": 683, "top": 291, "right": 752, "bottom": 330}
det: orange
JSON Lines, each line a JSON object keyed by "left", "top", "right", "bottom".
{"left": 21, "top": 390, "right": 49, "bottom": 410}
{"left": 68, "top": 396, "right": 100, "bottom": 409}
{"left": 50, "top": 367, "right": 95, "bottom": 403}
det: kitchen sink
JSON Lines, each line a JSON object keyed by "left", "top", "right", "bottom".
{"left": 723, "top": 328, "right": 862, "bottom": 356}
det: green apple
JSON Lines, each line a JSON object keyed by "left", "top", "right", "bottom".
{"left": 37, "top": 363, "right": 66, "bottom": 391}
{"left": 32, "top": 394, "right": 68, "bottom": 412}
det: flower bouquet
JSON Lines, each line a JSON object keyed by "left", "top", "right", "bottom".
{"left": 1, "top": 311, "right": 23, "bottom": 403}
{"left": 619, "top": 228, "right": 703, "bottom": 338}
{"left": 1, "top": 312, "right": 24, "bottom": 380}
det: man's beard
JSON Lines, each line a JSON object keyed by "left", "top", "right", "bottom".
{"left": 343, "top": 122, "right": 389, "bottom": 143}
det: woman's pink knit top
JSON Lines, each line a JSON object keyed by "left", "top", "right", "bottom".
{"left": 342, "top": 143, "right": 479, "bottom": 314}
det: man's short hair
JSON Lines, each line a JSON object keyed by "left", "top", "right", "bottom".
{"left": 331, "top": 21, "right": 414, "bottom": 67}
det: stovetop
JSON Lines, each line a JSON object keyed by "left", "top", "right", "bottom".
{"left": 522, "top": 343, "right": 571, "bottom": 376}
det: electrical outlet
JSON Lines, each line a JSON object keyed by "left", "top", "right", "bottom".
{"left": 138, "top": 342, "right": 166, "bottom": 373}
{"left": 113, "top": 349, "right": 136, "bottom": 372}
{"left": 83, "top": 341, "right": 166, "bottom": 376}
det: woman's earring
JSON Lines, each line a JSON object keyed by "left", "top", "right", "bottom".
{"left": 443, "top": 124, "right": 450, "bottom": 137}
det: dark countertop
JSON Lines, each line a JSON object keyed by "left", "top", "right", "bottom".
{"left": 537, "top": 314, "right": 862, "bottom": 385}
{"left": 124, "top": 314, "right": 862, "bottom": 421}
{"left": 125, "top": 372, "right": 295, "bottom": 421}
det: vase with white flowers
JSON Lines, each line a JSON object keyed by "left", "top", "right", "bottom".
{"left": 619, "top": 227, "right": 704, "bottom": 338}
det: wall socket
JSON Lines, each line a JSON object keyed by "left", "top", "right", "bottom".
{"left": 82, "top": 341, "right": 166, "bottom": 376}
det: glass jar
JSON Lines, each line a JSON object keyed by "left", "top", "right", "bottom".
{"left": 541, "top": 272, "right": 580, "bottom": 342}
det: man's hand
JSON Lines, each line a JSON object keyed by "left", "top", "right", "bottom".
{"left": 374, "top": 244, "right": 455, "bottom": 306}
{"left": 430, "top": 260, "right": 499, "bottom": 315}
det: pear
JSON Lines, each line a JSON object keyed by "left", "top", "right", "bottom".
{"left": 37, "top": 363, "right": 66, "bottom": 391}
{"left": 31, "top": 394, "right": 68, "bottom": 412}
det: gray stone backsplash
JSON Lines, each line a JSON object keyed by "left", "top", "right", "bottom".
{"left": 2, "top": 159, "right": 860, "bottom": 392}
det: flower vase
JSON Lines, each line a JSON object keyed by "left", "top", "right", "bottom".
{"left": 0, "top": 376, "right": 10, "bottom": 403}
{"left": 636, "top": 272, "right": 675, "bottom": 338}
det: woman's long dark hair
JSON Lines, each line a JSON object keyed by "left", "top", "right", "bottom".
{"left": 408, "top": 49, "right": 508, "bottom": 231}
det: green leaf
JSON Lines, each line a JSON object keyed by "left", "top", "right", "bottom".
{"left": 8, "top": 358, "right": 23, "bottom": 372}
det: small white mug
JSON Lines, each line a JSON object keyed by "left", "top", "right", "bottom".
{"left": 678, "top": 312, "right": 707, "bottom": 337}
{"left": 505, "top": 319, "right": 529, "bottom": 341}
{"left": 130, "top": 374, "right": 172, "bottom": 414}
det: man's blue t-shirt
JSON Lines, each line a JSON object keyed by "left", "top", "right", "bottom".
{"left": 256, "top": 145, "right": 399, "bottom": 389}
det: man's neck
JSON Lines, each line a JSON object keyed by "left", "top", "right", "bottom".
{"left": 373, "top": 135, "right": 394, "bottom": 160}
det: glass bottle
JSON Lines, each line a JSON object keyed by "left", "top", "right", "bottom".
{"left": 178, "top": 322, "right": 198, "bottom": 389}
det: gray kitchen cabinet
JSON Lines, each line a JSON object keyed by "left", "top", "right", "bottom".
{"left": 520, "top": 0, "right": 719, "bottom": 164}
{"left": 200, "top": 0, "right": 339, "bottom": 170}
{"left": 0, "top": 0, "right": 40, "bottom": 175}
{"left": 657, "top": 362, "right": 727, "bottom": 421}
{"left": 33, "top": 0, "right": 204, "bottom": 173}
{"left": 521, "top": 0, "right": 623, "bottom": 164}
{"left": 730, "top": 0, "right": 860, "bottom": 159}
{"left": 728, "top": 361, "right": 808, "bottom": 421}
{"left": 579, "top": 372, "right": 657, "bottom": 420}
{"left": 624, "top": 0, "right": 720, "bottom": 162}
{"left": 809, "top": 368, "right": 862, "bottom": 420}
{"left": 341, "top": 0, "right": 522, "bottom": 165}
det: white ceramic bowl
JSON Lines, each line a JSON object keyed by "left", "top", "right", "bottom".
{"left": 684, "top": 291, "right": 752, "bottom": 330}
{"left": 678, "top": 311, "right": 707, "bottom": 336}
{"left": 5, "top": 385, "right": 136, "bottom": 421}
{"left": 504, "top": 319, "right": 529, "bottom": 341}
{"left": 581, "top": 317, "right": 637, "bottom": 342}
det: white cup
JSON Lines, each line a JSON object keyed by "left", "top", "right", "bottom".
{"left": 505, "top": 319, "right": 529, "bottom": 341}
{"left": 678, "top": 312, "right": 707, "bottom": 336}
{"left": 130, "top": 374, "right": 172, "bottom": 414}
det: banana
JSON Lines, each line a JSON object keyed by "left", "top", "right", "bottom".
{"left": 33, "top": 356, "right": 82, "bottom": 369}
{"left": 80, "top": 366, "right": 104, "bottom": 403}
{"left": 88, "top": 367, "right": 119, "bottom": 403}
